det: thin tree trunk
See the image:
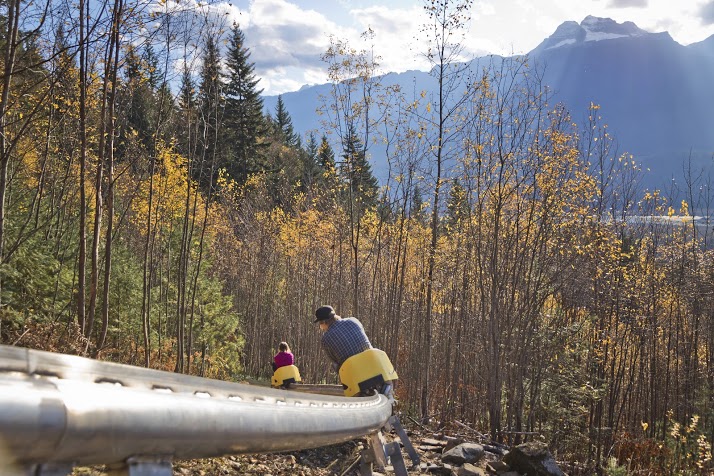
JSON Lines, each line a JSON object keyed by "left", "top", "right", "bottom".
{"left": 96, "top": 0, "right": 123, "bottom": 354}
{"left": 86, "top": 32, "right": 112, "bottom": 346}
{"left": 0, "top": 0, "right": 21, "bottom": 339}
{"left": 77, "top": 0, "right": 89, "bottom": 336}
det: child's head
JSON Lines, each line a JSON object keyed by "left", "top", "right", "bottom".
{"left": 278, "top": 341, "right": 290, "bottom": 352}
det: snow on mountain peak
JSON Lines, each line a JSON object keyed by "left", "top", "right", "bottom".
{"left": 580, "top": 15, "right": 648, "bottom": 42}
{"left": 533, "top": 16, "right": 650, "bottom": 53}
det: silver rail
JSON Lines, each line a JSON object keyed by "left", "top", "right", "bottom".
{"left": 0, "top": 345, "right": 393, "bottom": 475}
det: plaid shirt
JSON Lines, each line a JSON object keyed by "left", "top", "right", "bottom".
{"left": 321, "top": 317, "right": 372, "bottom": 370}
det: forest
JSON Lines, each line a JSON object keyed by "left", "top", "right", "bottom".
{"left": 0, "top": 0, "right": 712, "bottom": 473}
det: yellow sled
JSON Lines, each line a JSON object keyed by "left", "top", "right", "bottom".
{"left": 339, "top": 349, "right": 398, "bottom": 397}
{"left": 271, "top": 365, "right": 302, "bottom": 388}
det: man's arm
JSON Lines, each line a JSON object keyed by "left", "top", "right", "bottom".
{"left": 322, "top": 341, "right": 340, "bottom": 372}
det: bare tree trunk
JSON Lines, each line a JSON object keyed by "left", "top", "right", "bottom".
{"left": 141, "top": 156, "right": 156, "bottom": 366}
{"left": 77, "top": 0, "right": 89, "bottom": 337}
{"left": 418, "top": 0, "right": 474, "bottom": 421}
{"left": 86, "top": 32, "right": 111, "bottom": 346}
{"left": 96, "top": 0, "right": 124, "bottom": 354}
{"left": 0, "top": 0, "right": 21, "bottom": 339}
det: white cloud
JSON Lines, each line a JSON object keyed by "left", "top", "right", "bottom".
{"left": 349, "top": 5, "right": 427, "bottom": 74}
{"left": 160, "top": 0, "right": 714, "bottom": 95}
{"left": 223, "top": 0, "right": 342, "bottom": 94}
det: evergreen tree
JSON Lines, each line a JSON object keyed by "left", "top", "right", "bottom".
{"left": 144, "top": 44, "right": 161, "bottom": 90}
{"left": 178, "top": 67, "right": 196, "bottom": 112}
{"left": 446, "top": 180, "right": 467, "bottom": 224}
{"left": 340, "top": 124, "right": 378, "bottom": 212}
{"left": 198, "top": 36, "right": 222, "bottom": 120}
{"left": 410, "top": 184, "right": 427, "bottom": 224}
{"left": 317, "top": 134, "right": 335, "bottom": 171}
{"left": 119, "top": 45, "right": 154, "bottom": 153}
{"left": 154, "top": 80, "right": 176, "bottom": 146}
{"left": 314, "top": 134, "right": 338, "bottom": 201}
{"left": 300, "top": 132, "right": 322, "bottom": 190}
{"left": 176, "top": 66, "right": 197, "bottom": 159}
{"left": 223, "top": 23, "right": 267, "bottom": 184}
{"left": 305, "top": 131, "right": 319, "bottom": 160}
{"left": 272, "top": 95, "right": 299, "bottom": 148}
{"left": 48, "top": 22, "right": 80, "bottom": 183}
{"left": 50, "top": 23, "right": 78, "bottom": 124}
{"left": 196, "top": 35, "right": 224, "bottom": 193}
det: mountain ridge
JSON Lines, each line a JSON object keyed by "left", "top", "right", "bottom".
{"left": 263, "top": 16, "right": 714, "bottom": 192}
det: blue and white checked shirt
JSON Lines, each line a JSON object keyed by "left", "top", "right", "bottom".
{"left": 321, "top": 317, "right": 372, "bottom": 370}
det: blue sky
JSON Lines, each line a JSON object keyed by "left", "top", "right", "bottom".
{"left": 182, "top": 0, "right": 714, "bottom": 95}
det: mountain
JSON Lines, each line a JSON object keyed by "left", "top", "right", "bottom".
{"left": 531, "top": 16, "right": 714, "bottom": 189}
{"left": 263, "top": 17, "right": 714, "bottom": 192}
{"left": 531, "top": 16, "right": 650, "bottom": 54}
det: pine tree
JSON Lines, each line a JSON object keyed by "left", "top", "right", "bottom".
{"left": 340, "top": 124, "right": 378, "bottom": 212}
{"left": 445, "top": 180, "right": 468, "bottom": 229}
{"left": 119, "top": 45, "right": 154, "bottom": 153}
{"left": 178, "top": 67, "right": 196, "bottom": 112}
{"left": 176, "top": 66, "right": 197, "bottom": 160}
{"left": 410, "top": 184, "right": 427, "bottom": 224}
{"left": 144, "top": 44, "right": 161, "bottom": 90}
{"left": 198, "top": 36, "right": 222, "bottom": 121}
{"left": 315, "top": 134, "right": 338, "bottom": 199}
{"left": 223, "top": 23, "right": 267, "bottom": 184}
{"left": 195, "top": 35, "right": 224, "bottom": 193}
{"left": 317, "top": 134, "right": 335, "bottom": 171}
{"left": 300, "top": 131, "right": 322, "bottom": 190}
{"left": 50, "top": 23, "right": 78, "bottom": 127}
{"left": 272, "top": 95, "right": 299, "bottom": 148}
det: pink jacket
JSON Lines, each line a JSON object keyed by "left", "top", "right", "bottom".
{"left": 273, "top": 351, "right": 294, "bottom": 369}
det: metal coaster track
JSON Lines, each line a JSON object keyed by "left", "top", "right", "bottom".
{"left": 0, "top": 345, "right": 395, "bottom": 475}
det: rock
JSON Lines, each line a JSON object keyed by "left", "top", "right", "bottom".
{"left": 422, "top": 463, "right": 454, "bottom": 475}
{"left": 420, "top": 444, "right": 445, "bottom": 452}
{"left": 484, "top": 444, "right": 506, "bottom": 455}
{"left": 444, "top": 436, "right": 465, "bottom": 452}
{"left": 441, "top": 442, "right": 485, "bottom": 465}
{"left": 487, "top": 460, "right": 510, "bottom": 472}
{"left": 502, "top": 441, "right": 565, "bottom": 476}
{"left": 423, "top": 437, "right": 448, "bottom": 446}
{"left": 457, "top": 462, "right": 486, "bottom": 476}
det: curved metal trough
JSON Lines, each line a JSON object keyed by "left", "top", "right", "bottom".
{"left": 0, "top": 345, "right": 393, "bottom": 475}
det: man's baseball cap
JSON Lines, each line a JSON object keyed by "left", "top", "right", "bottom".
{"left": 314, "top": 305, "right": 336, "bottom": 322}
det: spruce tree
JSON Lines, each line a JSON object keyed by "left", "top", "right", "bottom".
{"left": 196, "top": 35, "right": 224, "bottom": 193}
{"left": 300, "top": 132, "right": 322, "bottom": 190}
{"left": 176, "top": 66, "right": 197, "bottom": 160}
{"left": 340, "top": 124, "right": 378, "bottom": 212}
{"left": 272, "top": 95, "right": 299, "bottom": 148}
{"left": 178, "top": 67, "right": 196, "bottom": 112}
{"left": 445, "top": 180, "right": 467, "bottom": 229}
{"left": 50, "top": 23, "right": 79, "bottom": 169}
{"left": 315, "top": 134, "right": 338, "bottom": 199}
{"left": 223, "top": 23, "right": 267, "bottom": 184}
{"left": 317, "top": 134, "right": 336, "bottom": 171}
{"left": 144, "top": 44, "right": 161, "bottom": 90}
{"left": 410, "top": 184, "right": 427, "bottom": 224}
{"left": 120, "top": 45, "right": 154, "bottom": 153}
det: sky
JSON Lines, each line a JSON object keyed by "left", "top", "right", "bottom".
{"left": 208, "top": 0, "right": 714, "bottom": 95}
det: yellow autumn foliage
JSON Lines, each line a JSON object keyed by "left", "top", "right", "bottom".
{"left": 130, "top": 144, "right": 204, "bottom": 234}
